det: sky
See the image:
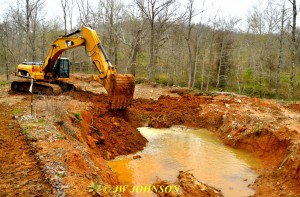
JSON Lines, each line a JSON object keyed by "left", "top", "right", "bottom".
{"left": 44, "top": 0, "right": 256, "bottom": 28}
{"left": 191, "top": 0, "right": 256, "bottom": 28}
{"left": 0, "top": 0, "right": 255, "bottom": 18}
{"left": 207, "top": 0, "right": 254, "bottom": 19}
{"left": 0, "top": 0, "right": 257, "bottom": 28}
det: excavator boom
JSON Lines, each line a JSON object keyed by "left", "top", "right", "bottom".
{"left": 80, "top": 27, "right": 135, "bottom": 109}
{"left": 13, "top": 26, "right": 135, "bottom": 110}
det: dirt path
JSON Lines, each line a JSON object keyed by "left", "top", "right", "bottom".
{"left": 0, "top": 104, "right": 53, "bottom": 196}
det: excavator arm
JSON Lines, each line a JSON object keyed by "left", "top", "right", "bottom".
{"left": 41, "top": 26, "right": 135, "bottom": 109}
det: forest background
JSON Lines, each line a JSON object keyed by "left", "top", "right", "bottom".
{"left": 0, "top": 0, "right": 299, "bottom": 100}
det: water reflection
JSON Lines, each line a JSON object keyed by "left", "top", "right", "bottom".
{"left": 108, "top": 126, "right": 261, "bottom": 197}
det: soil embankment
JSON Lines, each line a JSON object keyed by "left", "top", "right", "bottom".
{"left": 69, "top": 84, "right": 300, "bottom": 196}
{"left": 1, "top": 77, "right": 300, "bottom": 196}
{"left": 129, "top": 91, "right": 300, "bottom": 196}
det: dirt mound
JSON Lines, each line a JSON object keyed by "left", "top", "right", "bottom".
{"left": 154, "top": 171, "right": 223, "bottom": 197}
{"left": 67, "top": 91, "right": 148, "bottom": 160}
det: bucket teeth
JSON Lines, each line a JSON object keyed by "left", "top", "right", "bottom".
{"left": 109, "top": 74, "right": 135, "bottom": 110}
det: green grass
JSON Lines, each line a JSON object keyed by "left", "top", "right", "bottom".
{"left": 57, "top": 172, "right": 65, "bottom": 178}
{"left": 23, "top": 126, "right": 33, "bottom": 135}
{"left": 12, "top": 108, "right": 23, "bottom": 116}
{"left": 255, "top": 126, "right": 262, "bottom": 136}
{"left": 57, "top": 133, "right": 65, "bottom": 140}
{"left": 0, "top": 81, "right": 10, "bottom": 86}
{"left": 88, "top": 182, "right": 101, "bottom": 196}
{"left": 37, "top": 117, "right": 46, "bottom": 123}
{"left": 74, "top": 112, "right": 82, "bottom": 122}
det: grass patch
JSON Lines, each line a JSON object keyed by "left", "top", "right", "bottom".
{"left": 37, "top": 117, "right": 46, "bottom": 123}
{"left": 88, "top": 182, "right": 101, "bottom": 196}
{"left": 57, "top": 172, "right": 65, "bottom": 178}
{"left": 255, "top": 126, "right": 262, "bottom": 136}
{"left": 74, "top": 112, "right": 82, "bottom": 122}
{"left": 12, "top": 108, "right": 23, "bottom": 116}
{"left": 0, "top": 81, "right": 10, "bottom": 86}
{"left": 57, "top": 133, "right": 65, "bottom": 140}
{"left": 23, "top": 126, "right": 33, "bottom": 135}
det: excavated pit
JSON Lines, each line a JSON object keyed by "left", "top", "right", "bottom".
{"left": 60, "top": 85, "right": 300, "bottom": 196}
{"left": 3, "top": 78, "right": 300, "bottom": 197}
{"left": 108, "top": 126, "right": 262, "bottom": 197}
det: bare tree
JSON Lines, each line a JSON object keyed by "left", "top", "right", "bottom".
{"left": 98, "top": 0, "right": 125, "bottom": 65}
{"left": 135, "top": 0, "right": 179, "bottom": 81}
{"left": 5, "top": 0, "right": 25, "bottom": 65}
{"left": 61, "top": 0, "right": 68, "bottom": 34}
{"left": 289, "top": 0, "right": 297, "bottom": 99}
{"left": 246, "top": 0, "right": 281, "bottom": 97}
{"left": 125, "top": 22, "right": 145, "bottom": 75}
{"left": 276, "top": 2, "right": 288, "bottom": 98}
{"left": 184, "top": 0, "right": 208, "bottom": 88}
{"left": 76, "top": 0, "right": 93, "bottom": 26}
{"left": 67, "top": 0, "right": 75, "bottom": 30}
{"left": 0, "top": 16, "right": 11, "bottom": 80}
{"left": 184, "top": 0, "right": 196, "bottom": 88}
{"left": 264, "top": 0, "right": 281, "bottom": 34}
{"left": 24, "top": 0, "right": 45, "bottom": 60}
{"left": 60, "top": 0, "right": 75, "bottom": 32}
{"left": 214, "top": 18, "right": 239, "bottom": 89}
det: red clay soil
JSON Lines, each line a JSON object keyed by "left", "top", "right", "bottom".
{"left": 69, "top": 91, "right": 148, "bottom": 160}
{"left": 127, "top": 92, "right": 300, "bottom": 197}
{"left": 2, "top": 79, "right": 300, "bottom": 197}
{"left": 0, "top": 104, "right": 53, "bottom": 196}
{"left": 153, "top": 171, "right": 223, "bottom": 197}
{"left": 68, "top": 88, "right": 300, "bottom": 196}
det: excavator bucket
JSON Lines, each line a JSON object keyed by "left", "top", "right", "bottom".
{"left": 109, "top": 74, "right": 135, "bottom": 110}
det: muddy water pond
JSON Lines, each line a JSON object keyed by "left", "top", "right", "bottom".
{"left": 108, "top": 126, "right": 261, "bottom": 197}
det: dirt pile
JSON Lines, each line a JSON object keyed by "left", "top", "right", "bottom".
{"left": 154, "top": 171, "right": 223, "bottom": 197}
{"left": 69, "top": 91, "right": 148, "bottom": 160}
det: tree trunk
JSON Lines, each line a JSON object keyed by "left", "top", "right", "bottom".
{"left": 26, "top": 0, "right": 30, "bottom": 60}
{"left": 259, "top": 62, "right": 263, "bottom": 98}
{"left": 126, "top": 29, "right": 141, "bottom": 76}
{"left": 192, "top": 38, "right": 201, "bottom": 88}
{"left": 192, "top": 47, "right": 199, "bottom": 88}
{"left": 276, "top": 7, "right": 285, "bottom": 98}
{"left": 216, "top": 41, "right": 224, "bottom": 88}
{"left": 149, "top": 21, "right": 155, "bottom": 81}
{"left": 114, "top": 39, "right": 118, "bottom": 66}
{"left": 6, "top": 30, "right": 9, "bottom": 80}
{"left": 187, "top": 40, "right": 192, "bottom": 88}
{"left": 290, "top": 0, "right": 297, "bottom": 99}
{"left": 201, "top": 55, "right": 205, "bottom": 90}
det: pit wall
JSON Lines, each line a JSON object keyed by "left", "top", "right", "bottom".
{"left": 65, "top": 92, "right": 300, "bottom": 196}
{"left": 127, "top": 94, "right": 300, "bottom": 196}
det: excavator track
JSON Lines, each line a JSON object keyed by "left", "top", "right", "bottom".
{"left": 11, "top": 81, "right": 62, "bottom": 95}
{"left": 109, "top": 74, "right": 135, "bottom": 110}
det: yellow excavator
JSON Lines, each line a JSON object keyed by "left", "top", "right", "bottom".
{"left": 11, "top": 26, "right": 135, "bottom": 110}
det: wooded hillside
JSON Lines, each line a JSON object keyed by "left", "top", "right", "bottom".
{"left": 0, "top": 0, "right": 299, "bottom": 99}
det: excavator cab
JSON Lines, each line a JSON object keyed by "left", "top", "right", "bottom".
{"left": 53, "top": 58, "right": 70, "bottom": 78}
{"left": 12, "top": 26, "right": 135, "bottom": 110}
